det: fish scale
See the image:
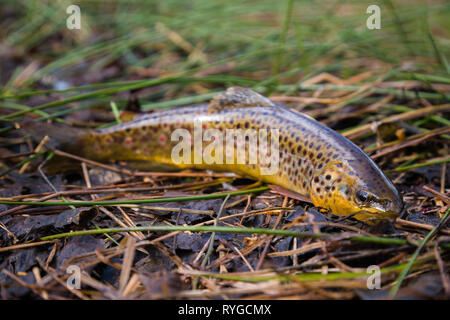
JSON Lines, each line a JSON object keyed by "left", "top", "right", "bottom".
{"left": 26, "top": 87, "right": 403, "bottom": 222}
{"left": 92, "top": 106, "right": 328, "bottom": 194}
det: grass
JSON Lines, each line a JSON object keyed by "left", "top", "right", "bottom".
{"left": 0, "top": 0, "right": 449, "bottom": 300}
{"left": 389, "top": 207, "right": 450, "bottom": 298}
{"left": 37, "top": 224, "right": 450, "bottom": 249}
{"left": 0, "top": 186, "right": 270, "bottom": 206}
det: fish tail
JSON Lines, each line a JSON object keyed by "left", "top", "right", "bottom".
{"left": 21, "top": 120, "right": 90, "bottom": 150}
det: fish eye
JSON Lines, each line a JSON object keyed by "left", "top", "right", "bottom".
{"left": 355, "top": 190, "right": 371, "bottom": 204}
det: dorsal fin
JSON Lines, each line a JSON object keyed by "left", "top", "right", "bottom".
{"left": 208, "top": 87, "right": 277, "bottom": 112}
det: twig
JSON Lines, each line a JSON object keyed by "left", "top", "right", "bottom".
{"left": 0, "top": 240, "right": 55, "bottom": 253}
{"left": 40, "top": 225, "right": 449, "bottom": 248}
{"left": 342, "top": 103, "right": 450, "bottom": 139}
{"left": 389, "top": 207, "right": 450, "bottom": 298}
{"left": 422, "top": 185, "right": 450, "bottom": 205}
{"left": 255, "top": 197, "right": 288, "bottom": 270}
{"left": 0, "top": 186, "right": 270, "bottom": 206}
{"left": 372, "top": 127, "right": 450, "bottom": 159}
{"left": 395, "top": 218, "right": 450, "bottom": 235}
{"left": 119, "top": 237, "right": 136, "bottom": 294}
{"left": 193, "top": 194, "right": 230, "bottom": 290}
{"left": 19, "top": 135, "right": 49, "bottom": 174}
{"left": 434, "top": 245, "right": 450, "bottom": 297}
{"left": 53, "top": 149, "right": 133, "bottom": 176}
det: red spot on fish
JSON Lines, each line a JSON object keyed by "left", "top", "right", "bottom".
{"left": 105, "top": 137, "right": 111, "bottom": 143}
{"left": 144, "top": 147, "right": 150, "bottom": 153}
{"left": 125, "top": 138, "right": 132, "bottom": 145}
{"left": 202, "top": 124, "right": 207, "bottom": 130}
{"left": 160, "top": 136, "right": 166, "bottom": 143}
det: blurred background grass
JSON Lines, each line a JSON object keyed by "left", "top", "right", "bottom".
{"left": 0, "top": 1, "right": 449, "bottom": 300}
{"left": 0, "top": 0, "right": 449, "bottom": 110}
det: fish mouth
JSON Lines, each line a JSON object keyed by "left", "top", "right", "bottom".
{"left": 369, "top": 196, "right": 404, "bottom": 220}
{"left": 392, "top": 198, "right": 405, "bottom": 218}
{"left": 373, "top": 207, "right": 403, "bottom": 220}
{"left": 379, "top": 198, "right": 404, "bottom": 221}
{"left": 351, "top": 208, "right": 401, "bottom": 223}
{"left": 382, "top": 210, "right": 402, "bottom": 220}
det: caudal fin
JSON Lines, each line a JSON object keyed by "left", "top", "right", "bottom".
{"left": 21, "top": 120, "right": 89, "bottom": 149}
{"left": 20, "top": 120, "right": 95, "bottom": 173}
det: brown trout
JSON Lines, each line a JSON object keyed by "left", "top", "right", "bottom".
{"left": 25, "top": 87, "right": 403, "bottom": 222}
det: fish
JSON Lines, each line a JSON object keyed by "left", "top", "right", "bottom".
{"left": 23, "top": 87, "right": 403, "bottom": 222}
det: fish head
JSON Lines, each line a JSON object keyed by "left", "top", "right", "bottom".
{"left": 310, "top": 161, "right": 403, "bottom": 223}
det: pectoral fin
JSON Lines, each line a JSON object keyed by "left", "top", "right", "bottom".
{"left": 268, "top": 184, "right": 313, "bottom": 203}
